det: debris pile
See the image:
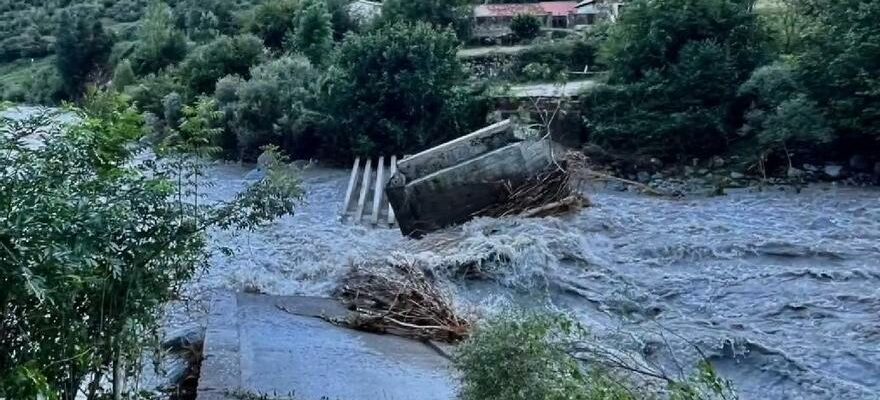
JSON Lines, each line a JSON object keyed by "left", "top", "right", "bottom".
{"left": 336, "top": 261, "right": 472, "bottom": 343}
{"left": 474, "top": 151, "right": 589, "bottom": 218}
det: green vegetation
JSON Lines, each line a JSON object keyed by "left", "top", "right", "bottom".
{"left": 322, "top": 22, "right": 470, "bottom": 158}
{"left": 55, "top": 6, "right": 112, "bottom": 98}
{"left": 0, "top": 92, "right": 301, "bottom": 399}
{"left": 293, "top": 0, "right": 334, "bottom": 65}
{"left": 456, "top": 312, "right": 738, "bottom": 400}
{"left": 510, "top": 14, "right": 542, "bottom": 41}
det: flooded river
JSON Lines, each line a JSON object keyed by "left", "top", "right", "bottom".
{"left": 185, "top": 163, "right": 880, "bottom": 400}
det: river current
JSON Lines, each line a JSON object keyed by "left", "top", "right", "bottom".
{"left": 182, "top": 163, "right": 880, "bottom": 400}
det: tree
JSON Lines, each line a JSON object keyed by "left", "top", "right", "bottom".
{"left": 214, "top": 56, "right": 321, "bottom": 159}
{"left": 248, "top": 0, "right": 300, "bottom": 51}
{"left": 510, "top": 14, "right": 541, "bottom": 41}
{"left": 582, "top": 0, "right": 768, "bottom": 159}
{"left": 322, "top": 22, "right": 463, "bottom": 158}
{"left": 130, "top": 1, "right": 187, "bottom": 75}
{"left": 794, "top": 0, "right": 880, "bottom": 151}
{"left": 179, "top": 34, "right": 266, "bottom": 94}
{"left": 111, "top": 59, "right": 136, "bottom": 90}
{"left": 293, "top": 0, "right": 333, "bottom": 65}
{"left": 381, "top": 0, "right": 472, "bottom": 39}
{"left": 54, "top": 5, "right": 112, "bottom": 97}
{"left": 0, "top": 93, "right": 300, "bottom": 399}
{"left": 738, "top": 63, "right": 832, "bottom": 171}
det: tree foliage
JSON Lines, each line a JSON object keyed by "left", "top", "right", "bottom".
{"left": 582, "top": 0, "right": 768, "bottom": 159}
{"left": 214, "top": 55, "right": 321, "bottom": 159}
{"left": 179, "top": 34, "right": 266, "bottom": 95}
{"left": 794, "top": 0, "right": 880, "bottom": 149}
{"left": 510, "top": 14, "right": 542, "bottom": 41}
{"left": 322, "top": 22, "right": 464, "bottom": 158}
{"left": 381, "top": 0, "right": 473, "bottom": 39}
{"left": 130, "top": 1, "right": 188, "bottom": 75}
{"left": 54, "top": 5, "right": 112, "bottom": 97}
{"left": 248, "top": 0, "right": 300, "bottom": 51}
{"left": 0, "top": 92, "right": 300, "bottom": 399}
{"left": 293, "top": 0, "right": 333, "bottom": 66}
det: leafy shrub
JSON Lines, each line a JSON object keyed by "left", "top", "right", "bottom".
{"left": 130, "top": 1, "right": 188, "bottom": 75}
{"left": 291, "top": 0, "right": 333, "bottom": 65}
{"left": 214, "top": 56, "right": 321, "bottom": 160}
{"left": 582, "top": 0, "right": 768, "bottom": 160}
{"left": 455, "top": 312, "right": 633, "bottom": 400}
{"left": 381, "top": 0, "right": 473, "bottom": 40}
{"left": 126, "top": 71, "right": 186, "bottom": 116}
{"left": 794, "top": 0, "right": 880, "bottom": 150}
{"left": 112, "top": 59, "right": 136, "bottom": 90}
{"left": 55, "top": 5, "right": 112, "bottom": 97}
{"left": 247, "top": 0, "right": 300, "bottom": 51}
{"left": 738, "top": 63, "right": 832, "bottom": 167}
{"left": 510, "top": 14, "right": 542, "bottom": 41}
{"left": 0, "top": 93, "right": 301, "bottom": 399}
{"left": 322, "top": 22, "right": 464, "bottom": 158}
{"left": 174, "top": 0, "right": 238, "bottom": 41}
{"left": 522, "top": 62, "right": 553, "bottom": 81}
{"left": 178, "top": 34, "right": 266, "bottom": 95}
{"left": 455, "top": 312, "right": 739, "bottom": 400}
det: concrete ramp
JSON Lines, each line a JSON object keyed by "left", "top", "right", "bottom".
{"left": 198, "top": 292, "right": 456, "bottom": 400}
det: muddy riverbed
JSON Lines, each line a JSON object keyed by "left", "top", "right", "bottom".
{"left": 170, "top": 163, "right": 880, "bottom": 400}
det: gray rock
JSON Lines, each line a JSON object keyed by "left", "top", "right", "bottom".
{"left": 730, "top": 172, "right": 745, "bottom": 179}
{"left": 711, "top": 156, "right": 725, "bottom": 168}
{"left": 684, "top": 166, "right": 695, "bottom": 176}
{"left": 787, "top": 167, "right": 804, "bottom": 178}
{"left": 803, "top": 163, "right": 818, "bottom": 172}
{"left": 637, "top": 171, "right": 651, "bottom": 183}
{"left": 824, "top": 165, "right": 844, "bottom": 179}
{"left": 849, "top": 155, "right": 870, "bottom": 171}
{"left": 256, "top": 150, "right": 277, "bottom": 169}
{"left": 698, "top": 168, "right": 709, "bottom": 175}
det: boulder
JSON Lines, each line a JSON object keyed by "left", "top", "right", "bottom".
{"left": 256, "top": 150, "right": 276, "bottom": 170}
{"left": 803, "top": 163, "right": 818, "bottom": 172}
{"left": 730, "top": 172, "right": 745, "bottom": 179}
{"left": 637, "top": 171, "right": 651, "bottom": 183}
{"left": 787, "top": 167, "right": 804, "bottom": 178}
{"left": 710, "top": 156, "right": 725, "bottom": 168}
{"left": 824, "top": 165, "right": 844, "bottom": 179}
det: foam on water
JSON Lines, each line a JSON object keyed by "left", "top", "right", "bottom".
{"left": 185, "top": 164, "right": 880, "bottom": 400}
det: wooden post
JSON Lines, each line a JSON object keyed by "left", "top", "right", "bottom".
{"left": 341, "top": 157, "right": 361, "bottom": 217}
{"left": 356, "top": 158, "right": 372, "bottom": 222}
{"left": 387, "top": 155, "right": 397, "bottom": 226}
{"left": 371, "top": 156, "right": 385, "bottom": 225}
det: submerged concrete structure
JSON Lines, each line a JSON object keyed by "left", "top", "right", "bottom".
{"left": 386, "top": 119, "right": 558, "bottom": 237}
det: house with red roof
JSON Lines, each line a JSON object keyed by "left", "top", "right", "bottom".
{"left": 473, "top": 1, "right": 612, "bottom": 38}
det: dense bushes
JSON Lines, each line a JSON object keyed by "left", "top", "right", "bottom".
{"left": 322, "top": 22, "right": 465, "bottom": 158}
{"left": 0, "top": 94, "right": 301, "bottom": 399}
{"left": 292, "top": 0, "right": 334, "bottom": 65}
{"left": 179, "top": 34, "right": 266, "bottom": 94}
{"left": 794, "top": 0, "right": 880, "bottom": 152}
{"left": 381, "top": 0, "right": 473, "bottom": 39}
{"left": 247, "top": 0, "right": 300, "bottom": 50}
{"left": 582, "top": 0, "right": 768, "bottom": 160}
{"left": 455, "top": 312, "right": 738, "bottom": 400}
{"left": 129, "top": 1, "right": 187, "bottom": 75}
{"left": 214, "top": 56, "right": 321, "bottom": 159}
{"left": 510, "top": 14, "right": 542, "bottom": 41}
{"left": 55, "top": 5, "right": 112, "bottom": 97}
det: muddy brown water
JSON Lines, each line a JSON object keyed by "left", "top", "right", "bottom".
{"left": 178, "top": 163, "right": 880, "bottom": 400}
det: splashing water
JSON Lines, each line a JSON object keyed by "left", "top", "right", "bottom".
{"left": 183, "top": 164, "right": 879, "bottom": 400}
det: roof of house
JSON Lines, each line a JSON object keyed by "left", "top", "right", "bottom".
{"left": 474, "top": 1, "right": 578, "bottom": 18}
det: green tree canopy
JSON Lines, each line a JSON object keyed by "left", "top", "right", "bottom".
{"left": 322, "top": 22, "right": 463, "bottom": 158}
{"left": 130, "top": 1, "right": 188, "bottom": 75}
{"left": 582, "top": 0, "right": 769, "bottom": 159}
{"left": 54, "top": 5, "right": 112, "bottom": 97}
{"left": 292, "top": 0, "right": 333, "bottom": 65}
{"left": 179, "top": 34, "right": 266, "bottom": 95}
{"left": 510, "top": 14, "right": 542, "bottom": 41}
{"left": 381, "top": 0, "right": 472, "bottom": 39}
{"left": 248, "top": 0, "right": 300, "bottom": 51}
